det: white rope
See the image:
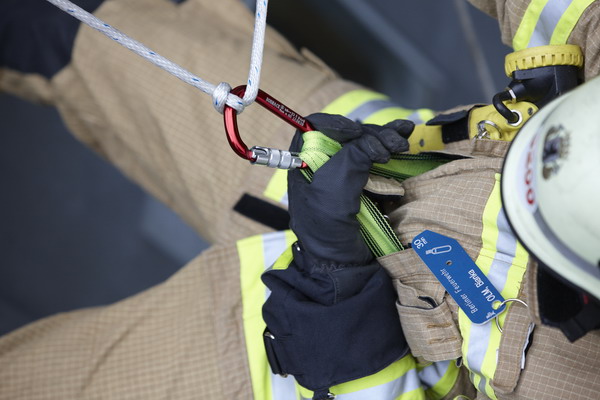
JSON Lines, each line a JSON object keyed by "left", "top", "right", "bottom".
{"left": 44, "top": 0, "right": 269, "bottom": 114}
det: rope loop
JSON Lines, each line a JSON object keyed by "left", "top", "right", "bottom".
{"left": 212, "top": 82, "right": 233, "bottom": 114}
{"left": 45, "top": 0, "right": 269, "bottom": 115}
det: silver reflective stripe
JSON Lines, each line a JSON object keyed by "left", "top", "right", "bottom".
{"left": 272, "top": 374, "right": 297, "bottom": 400}
{"left": 418, "top": 361, "right": 450, "bottom": 390}
{"left": 263, "top": 231, "right": 291, "bottom": 269}
{"left": 300, "top": 368, "right": 421, "bottom": 400}
{"left": 261, "top": 231, "right": 298, "bottom": 400}
{"left": 466, "top": 322, "right": 491, "bottom": 383}
{"left": 406, "top": 111, "right": 423, "bottom": 125}
{"left": 528, "top": 0, "right": 573, "bottom": 47}
{"left": 280, "top": 191, "right": 289, "bottom": 207}
{"left": 345, "top": 99, "right": 403, "bottom": 122}
{"left": 486, "top": 210, "right": 517, "bottom": 292}
{"left": 477, "top": 372, "right": 488, "bottom": 395}
{"left": 466, "top": 208, "right": 517, "bottom": 379}
{"left": 466, "top": 370, "right": 490, "bottom": 395}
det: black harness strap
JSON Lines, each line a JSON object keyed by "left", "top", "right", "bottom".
{"left": 234, "top": 193, "right": 290, "bottom": 231}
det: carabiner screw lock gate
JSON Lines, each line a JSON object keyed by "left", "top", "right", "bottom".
{"left": 251, "top": 146, "right": 304, "bottom": 169}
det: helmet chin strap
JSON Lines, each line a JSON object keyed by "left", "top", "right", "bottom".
{"left": 536, "top": 263, "right": 600, "bottom": 342}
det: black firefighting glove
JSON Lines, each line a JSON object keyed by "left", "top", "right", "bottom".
{"left": 287, "top": 113, "right": 413, "bottom": 265}
{"left": 262, "top": 113, "right": 414, "bottom": 399}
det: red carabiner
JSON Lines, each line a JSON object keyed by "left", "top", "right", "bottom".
{"left": 223, "top": 85, "right": 311, "bottom": 169}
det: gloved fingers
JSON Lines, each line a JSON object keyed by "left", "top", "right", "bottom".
{"left": 354, "top": 134, "right": 392, "bottom": 164}
{"left": 310, "top": 132, "right": 392, "bottom": 194}
{"left": 363, "top": 126, "right": 410, "bottom": 154}
{"left": 288, "top": 135, "right": 372, "bottom": 209}
{"left": 383, "top": 119, "right": 415, "bottom": 138}
{"left": 306, "top": 113, "right": 363, "bottom": 143}
{"left": 289, "top": 130, "right": 305, "bottom": 153}
{"left": 363, "top": 119, "right": 414, "bottom": 154}
{"left": 287, "top": 168, "right": 311, "bottom": 206}
{"left": 311, "top": 141, "right": 374, "bottom": 196}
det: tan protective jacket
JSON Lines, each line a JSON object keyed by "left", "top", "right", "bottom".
{"left": 375, "top": 138, "right": 600, "bottom": 400}
{"left": 0, "top": 0, "right": 599, "bottom": 399}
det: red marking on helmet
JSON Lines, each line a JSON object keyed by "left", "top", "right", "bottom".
{"left": 525, "top": 140, "right": 536, "bottom": 205}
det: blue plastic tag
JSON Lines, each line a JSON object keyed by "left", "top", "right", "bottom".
{"left": 412, "top": 230, "right": 505, "bottom": 324}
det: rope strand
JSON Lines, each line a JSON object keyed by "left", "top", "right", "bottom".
{"left": 44, "top": 0, "right": 269, "bottom": 114}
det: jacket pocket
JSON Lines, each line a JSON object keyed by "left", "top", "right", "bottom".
{"left": 379, "top": 248, "right": 463, "bottom": 362}
{"left": 395, "top": 280, "right": 463, "bottom": 362}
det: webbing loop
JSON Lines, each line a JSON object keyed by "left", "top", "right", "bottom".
{"left": 299, "top": 131, "right": 449, "bottom": 257}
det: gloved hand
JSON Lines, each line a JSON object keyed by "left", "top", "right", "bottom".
{"left": 288, "top": 113, "right": 414, "bottom": 266}
{"left": 262, "top": 113, "right": 414, "bottom": 399}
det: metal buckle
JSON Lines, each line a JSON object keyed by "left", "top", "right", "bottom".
{"left": 493, "top": 298, "right": 529, "bottom": 333}
{"left": 263, "top": 329, "right": 287, "bottom": 377}
{"left": 476, "top": 120, "right": 503, "bottom": 139}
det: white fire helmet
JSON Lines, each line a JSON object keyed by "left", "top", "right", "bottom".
{"left": 501, "top": 74, "right": 600, "bottom": 300}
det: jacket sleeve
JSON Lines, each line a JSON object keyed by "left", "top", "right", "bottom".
{"left": 468, "top": 0, "right": 600, "bottom": 80}
{"left": 0, "top": 0, "right": 105, "bottom": 103}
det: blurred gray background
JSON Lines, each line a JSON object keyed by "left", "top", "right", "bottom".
{"left": 0, "top": 0, "right": 511, "bottom": 335}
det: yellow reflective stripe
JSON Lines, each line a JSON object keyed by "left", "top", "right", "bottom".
{"left": 419, "top": 361, "right": 460, "bottom": 400}
{"left": 458, "top": 176, "right": 501, "bottom": 399}
{"left": 264, "top": 169, "right": 288, "bottom": 205}
{"left": 320, "top": 90, "right": 388, "bottom": 115}
{"left": 550, "top": 0, "right": 595, "bottom": 44}
{"left": 459, "top": 175, "right": 529, "bottom": 399}
{"left": 479, "top": 177, "right": 528, "bottom": 398}
{"left": 238, "top": 234, "right": 272, "bottom": 400}
{"left": 514, "top": 0, "right": 594, "bottom": 50}
{"left": 361, "top": 107, "right": 436, "bottom": 126}
{"left": 363, "top": 107, "right": 415, "bottom": 125}
{"left": 513, "top": 0, "right": 550, "bottom": 51}
{"left": 460, "top": 175, "right": 503, "bottom": 399}
{"left": 238, "top": 231, "right": 298, "bottom": 400}
{"left": 272, "top": 245, "right": 293, "bottom": 270}
{"left": 416, "top": 108, "right": 435, "bottom": 123}
{"left": 298, "top": 355, "right": 426, "bottom": 400}
{"left": 332, "top": 356, "right": 418, "bottom": 395}
{"left": 478, "top": 176, "right": 504, "bottom": 268}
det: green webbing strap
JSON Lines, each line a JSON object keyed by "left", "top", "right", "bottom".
{"left": 299, "top": 131, "right": 448, "bottom": 257}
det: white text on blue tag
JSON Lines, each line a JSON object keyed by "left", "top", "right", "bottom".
{"left": 413, "top": 230, "right": 505, "bottom": 324}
